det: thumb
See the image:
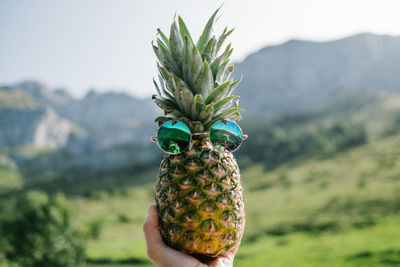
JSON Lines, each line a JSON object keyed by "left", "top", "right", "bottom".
{"left": 143, "top": 205, "right": 164, "bottom": 261}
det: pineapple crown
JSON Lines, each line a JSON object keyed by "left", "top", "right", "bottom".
{"left": 152, "top": 8, "right": 243, "bottom": 133}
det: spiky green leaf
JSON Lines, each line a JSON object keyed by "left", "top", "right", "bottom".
{"left": 227, "top": 111, "right": 242, "bottom": 121}
{"left": 197, "top": 8, "right": 220, "bottom": 53}
{"left": 214, "top": 58, "right": 229, "bottom": 84}
{"left": 215, "top": 107, "right": 243, "bottom": 120}
{"left": 158, "top": 74, "right": 174, "bottom": 99}
{"left": 221, "top": 97, "right": 239, "bottom": 111}
{"left": 222, "top": 64, "right": 234, "bottom": 82}
{"left": 188, "top": 44, "right": 203, "bottom": 88}
{"left": 198, "top": 103, "right": 214, "bottom": 123}
{"left": 154, "top": 97, "right": 180, "bottom": 115}
{"left": 157, "top": 64, "right": 183, "bottom": 110}
{"left": 157, "top": 39, "right": 182, "bottom": 76}
{"left": 214, "top": 97, "right": 239, "bottom": 117}
{"left": 172, "top": 73, "right": 190, "bottom": 92}
{"left": 215, "top": 43, "right": 232, "bottom": 62}
{"left": 190, "top": 94, "right": 203, "bottom": 120}
{"left": 153, "top": 78, "right": 162, "bottom": 96}
{"left": 205, "top": 107, "right": 244, "bottom": 129}
{"left": 194, "top": 60, "right": 214, "bottom": 97}
{"left": 226, "top": 78, "right": 241, "bottom": 97}
{"left": 202, "top": 36, "right": 217, "bottom": 62}
{"left": 171, "top": 110, "right": 185, "bottom": 118}
{"left": 182, "top": 35, "right": 193, "bottom": 84}
{"left": 212, "top": 44, "right": 232, "bottom": 81}
{"left": 214, "top": 95, "right": 239, "bottom": 113}
{"left": 155, "top": 116, "right": 172, "bottom": 126}
{"left": 169, "top": 21, "right": 184, "bottom": 67}
{"left": 157, "top": 28, "right": 170, "bottom": 49}
{"left": 216, "top": 28, "right": 234, "bottom": 54}
{"left": 152, "top": 43, "right": 160, "bottom": 59}
{"left": 178, "top": 16, "right": 193, "bottom": 41}
{"left": 179, "top": 87, "right": 194, "bottom": 115}
{"left": 204, "top": 80, "right": 232, "bottom": 105}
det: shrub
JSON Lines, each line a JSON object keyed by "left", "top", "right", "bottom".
{"left": 118, "top": 213, "right": 131, "bottom": 223}
{"left": 0, "top": 190, "right": 86, "bottom": 267}
{"left": 87, "top": 219, "right": 104, "bottom": 239}
{"left": 239, "top": 118, "right": 367, "bottom": 169}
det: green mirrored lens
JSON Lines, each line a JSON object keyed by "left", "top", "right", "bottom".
{"left": 210, "top": 121, "right": 243, "bottom": 152}
{"left": 157, "top": 121, "right": 191, "bottom": 154}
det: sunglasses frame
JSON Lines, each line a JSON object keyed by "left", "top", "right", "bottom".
{"left": 151, "top": 119, "right": 248, "bottom": 155}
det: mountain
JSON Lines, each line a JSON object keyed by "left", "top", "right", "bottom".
{"left": 0, "top": 82, "right": 161, "bottom": 176}
{"left": 0, "top": 87, "right": 78, "bottom": 149}
{"left": 1, "top": 81, "right": 158, "bottom": 150}
{"left": 235, "top": 33, "right": 400, "bottom": 118}
{"left": 45, "top": 88, "right": 157, "bottom": 149}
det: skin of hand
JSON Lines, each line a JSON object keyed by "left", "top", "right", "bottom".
{"left": 143, "top": 205, "right": 242, "bottom": 267}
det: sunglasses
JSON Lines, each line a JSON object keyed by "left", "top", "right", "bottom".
{"left": 151, "top": 120, "right": 248, "bottom": 155}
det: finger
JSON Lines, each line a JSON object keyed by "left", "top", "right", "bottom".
{"left": 143, "top": 205, "right": 164, "bottom": 260}
{"left": 143, "top": 205, "right": 163, "bottom": 245}
{"left": 208, "top": 255, "right": 234, "bottom": 267}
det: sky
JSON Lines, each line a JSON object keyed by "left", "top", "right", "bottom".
{"left": 1, "top": 0, "right": 400, "bottom": 99}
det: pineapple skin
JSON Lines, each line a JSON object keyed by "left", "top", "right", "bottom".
{"left": 155, "top": 137, "right": 245, "bottom": 257}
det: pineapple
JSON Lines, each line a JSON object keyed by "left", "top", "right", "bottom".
{"left": 152, "top": 8, "right": 245, "bottom": 259}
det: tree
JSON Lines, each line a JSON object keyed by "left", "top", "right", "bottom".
{"left": 1, "top": 190, "right": 86, "bottom": 267}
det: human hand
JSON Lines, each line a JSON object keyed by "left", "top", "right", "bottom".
{"left": 143, "top": 205, "right": 241, "bottom": 267}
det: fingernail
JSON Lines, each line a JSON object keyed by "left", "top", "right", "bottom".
{"left": 147, "top": 204, "right": 153, "bottom": 215}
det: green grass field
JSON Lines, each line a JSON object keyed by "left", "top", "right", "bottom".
{"left": 2, "top": 134, "right": 399, "bottom": 266}
{"left": 57, "top": 133, "right": 400, "bottom": 266}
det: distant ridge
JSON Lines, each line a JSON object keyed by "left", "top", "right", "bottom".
{"left": 235, "top": 33, "right": 400, "bottom": 118}
{"left": 0, "top": 81, "right": 157, "bottom": 150}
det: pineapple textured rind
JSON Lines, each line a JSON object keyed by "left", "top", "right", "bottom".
{"left": 155, "top": 138, "right": 245, "bottom": 256}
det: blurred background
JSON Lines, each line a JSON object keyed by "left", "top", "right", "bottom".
{"left": 1, "top": 0, "right": 400, "bottom": 266}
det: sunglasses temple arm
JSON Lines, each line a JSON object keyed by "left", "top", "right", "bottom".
{"left": 151, "top": 136, "right": 157, "bottom": 143}
{"left": 243, "top": 134, "right": 248, "bottom": 140}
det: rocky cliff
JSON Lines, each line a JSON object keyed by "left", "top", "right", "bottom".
{"left": 0, "top": 88, "right": 78, "bottom": 149}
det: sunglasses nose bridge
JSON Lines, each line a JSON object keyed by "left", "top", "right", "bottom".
{"left": 191, "top": 132, "right": 209, "bottom": 138}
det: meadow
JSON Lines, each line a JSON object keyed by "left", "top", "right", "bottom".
{"left": 66, "top": 133, "right": 400, "bottom": 266}
{"left": 1, "top": 93, "right": 400, "bottom": 266}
